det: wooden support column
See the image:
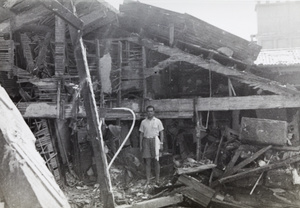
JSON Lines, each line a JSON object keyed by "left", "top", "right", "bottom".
{"left": 169, "top": 23, "right": 175, "bottom": 47}
{"left": 117, "top": 41, "right": 122, "bottom": 125}
{"left": 66, "top": 2, "right": 115, "bottom": 208}
{"left": 142, "top": 46, "right": 147, "bottom": 112}
{"left": 95, "top": 39, "right": 104, "bottom": 108}
{"left": 20, "top": 33, "right": 35, "bottom": 72}
{"left": 55, "top": 16, "right": 65, "bottom": 76}
{"left": 228, "top": 78, "right": 240, "bottom": 131}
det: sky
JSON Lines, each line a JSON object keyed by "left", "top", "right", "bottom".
{"left": 107, "top": 0, "right": 259, "bottom": 41}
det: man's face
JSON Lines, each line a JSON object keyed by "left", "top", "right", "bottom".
{"left": 147, "top": 108, "right": 154, "bottom": 119}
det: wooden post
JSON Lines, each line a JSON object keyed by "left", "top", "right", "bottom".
{"left": 95, "top": 39, "right": 104, "bottom": 108}
{"left": 195, "top": 99, "right": 201, "bottom": 161}
{"left": 55, "top": 16, "right": 65, "bottom": 76}
{"left": 228, "top": 78, "right": 240, "bottom": 131}
{"left": 169, "top": 23, "right": 175, "bottom": 47}
{"left": 117, "top": 41, "right": 122, "bottom": 125}
{"left": 142, "top": 46, "right": 147, "bottom": 114}
{"left": 66, "top": 2, "right": 115, "bottom": 207}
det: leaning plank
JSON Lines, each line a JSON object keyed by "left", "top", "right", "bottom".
{"left": 219, "top": 154, "right": 300, "bottom": 184}
{"left": 66, "top": 2, "right": 115, "bottom": 207}
{"left": 178, "top": 175, "right": 215, "bottom": 207}
{"left": 41, "top": 0, "right": 83, "bottom": 30}
{"left": 224, "top": 145, "right": 272, "bottom": 176}
{"left": 222, "top": 146, "right": 244, "bottom": 177}
{"left": 211, "top": 198, "right": 253, "bottom": 208}
{"left": 129, "top": 37, "right": 300, "bottom": 96}
{"left": 181, "top": 187, "right": 212, "bottom": 207}
{"left": 116, "top": 194, "right": 183, "bottom": 208}
{"left": 176, "top": 164, "right": 216, "bottom": 175}
{"left": 0, "top": 85, "right": 70, "bottom": 208}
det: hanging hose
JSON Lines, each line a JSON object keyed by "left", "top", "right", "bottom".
{"left": 107, "top": 107, "right": 136, "bottom": 170}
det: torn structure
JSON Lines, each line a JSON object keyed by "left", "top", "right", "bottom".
{"left": 1, "top": 0, "right": 300, "bottom": 208}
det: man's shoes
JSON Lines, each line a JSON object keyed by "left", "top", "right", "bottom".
{"left": 154, "top": 181, "right": 160, "bottom": 188}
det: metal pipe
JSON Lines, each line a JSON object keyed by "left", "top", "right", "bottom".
{"left": 107, "top": 107, "right": 136, "bottom": 169}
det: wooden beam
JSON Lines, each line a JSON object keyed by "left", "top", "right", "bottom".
{"left": 176, "top": 164, "right": 216, "bottom": 175}
{"left": 55, "top": 16, "right": 65, "bottom": 76}
{"left": 223, "top": 145, "right": 272, "bottom": 177}
{"left": 36, "top": 32, "right": 52, "bottom": 71}
{"left": 218, "top": 154, "right": 300, "bottom": 184}
{"left": 11, "top": 5, "right": 52, "bottom": 31}
{"left": 116, "top": 194, "right": 183, "bottom": 208}
{"left": 128, "top": 37, "right": 300, "bottom": 96}
{"left": 41, "top": 0, "right": 83, "bottom": 30}
{"left": 222, "top": 146, "right": 244, "bottom": 177}
{"left": 0, "top": 86, "right": 70, "bottom": 208}
{"left": 16, "top": 94, "right": 300, "bottom": 119}
{"left": 66, "top": 2, "right": 115, "bottom": 207}
{"left": 82, "top": 12, "right": 117, "bottom": 35}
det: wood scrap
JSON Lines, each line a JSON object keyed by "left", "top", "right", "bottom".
{"left": 219, "top": 153, "right": 300, "bottom": 184}
{"left": 222, "top": 146, "right": 244, "bottom": 177}
{"left": 116, "top": 194, "right": 183, "bottom": 208}
{"left": 178, "top": 174, "right": 215, "bottom": 207}
{"left": 176, "top": 163, "right": 216, "bottom": 175}
{"left": 224, "top": 145, "right": 272, "bottom": 176}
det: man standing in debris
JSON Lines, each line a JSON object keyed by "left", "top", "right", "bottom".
{"left": 139, "top": 105, "right": 164, "bottom": 186}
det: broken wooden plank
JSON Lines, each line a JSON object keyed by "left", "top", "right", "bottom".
{"left": 10, "top": 5, "right": 52, "bottom": 31}
{"left": 116, "top": 194, "right": 183, "bottom": 208}
{"left": 79, "top": 8, "right": 117, "bottom": 35}
{"left": 66, "top": 2, "right": 115, "bottom": 207}
{"left": 20, "top": 33, "right": 35, "bottom": 72}
{"left": 211, "top": 198, "right": 253, "bottom": 208}
{"left": 16, "top": 94, "right": 300, "bottom": 119}
{"left": 120, "top": 2, "right": 260, "bottom": 62}
{"left": 240, "top": 117, "right": 288, "bottom": 146}
{"left": 224, "top": 145, "right": 272, "bottom": 176}
{"left": 41, "top": 0, "right": 83, "bottom": 30}
{"left": 209, "top": 133, "right": 225, "bottom": 186}
{"left": 218, "top": 153, "right": 300, "bottom": 184}
{"left": 178, "top": 175, "right": 215, "bottom": 207}
{"left": 129, "top": 37, "right": 300, "bottom": 96}
{"left": 36, "top": 32, "right": 52, "bottom": 72}
{"left": 223, "top": 146, "right": 244, "bottom": 177}
{"left": 176, "top": 164, "right": 216, "bottom": 175}
{"left": 181, "top": 187, "right": 212, "bottom": 207}
{"left": 55, "top": 16, "right": 65, "bottom": 76}
{"left": 0, "top": 85, "right": 70, "bottom": 208}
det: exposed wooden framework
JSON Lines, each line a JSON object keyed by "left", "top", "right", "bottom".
{"left": 17, "top": 95, "right": 300, "bottom": 119}
{"left": 41, "top": 0, "right": 83, "bottom": 30}
{"left": 128, "top": 37, "right": 300, "bottom": 96}
{"left": 65, "top": 2, "right": 115, "bottom": 207}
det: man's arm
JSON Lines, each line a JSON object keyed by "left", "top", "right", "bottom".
{"left": 159, "top": 131, "right": 164, "bottom": 143}
{"left": 139, "top": 132, "right": 144, "bottom": 151}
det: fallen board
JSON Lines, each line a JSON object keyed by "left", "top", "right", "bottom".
{"left": 0, "top": 86, "right": 70, "bottom": 208}
{"left": 240, "top": 117, "right": 288, "bottom": 146}
{"left": 116, "top": 194, "right": 183, "bottom": 208}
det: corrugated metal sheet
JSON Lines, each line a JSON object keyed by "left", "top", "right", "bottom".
{"left": 255, "top": 48, "right": 300, "bottom": 66}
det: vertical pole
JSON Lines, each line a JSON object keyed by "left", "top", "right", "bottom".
{"left": 142, "top": 46, "right": 147, "bottom": 111}
{"left": 169, "top": 23, "right": 175, "bottom": 47}
{"left": 117, "top": 41, "right": 122, "bottom": 126}
{"left": 66, "top": 2, "right": 115, "bottom": 207}
{"left": 95, "top": 39, "right": 104, "bottom": 108}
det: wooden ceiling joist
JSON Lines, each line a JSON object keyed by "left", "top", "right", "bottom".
{"left": 10, "top": 5, "right": 52, "bottom": 31}
{"left": 128, "top": 37, "right": 300, "bottom": 96}
{"left": 17, "top": 95, "right": 300, "bottom": 119}
{"left": 41, "top": 0, "right": 83, "bottom": 30}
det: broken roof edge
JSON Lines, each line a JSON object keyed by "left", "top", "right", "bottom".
{"left": 119, "top": 1, "right": 262, "bottom": 63}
